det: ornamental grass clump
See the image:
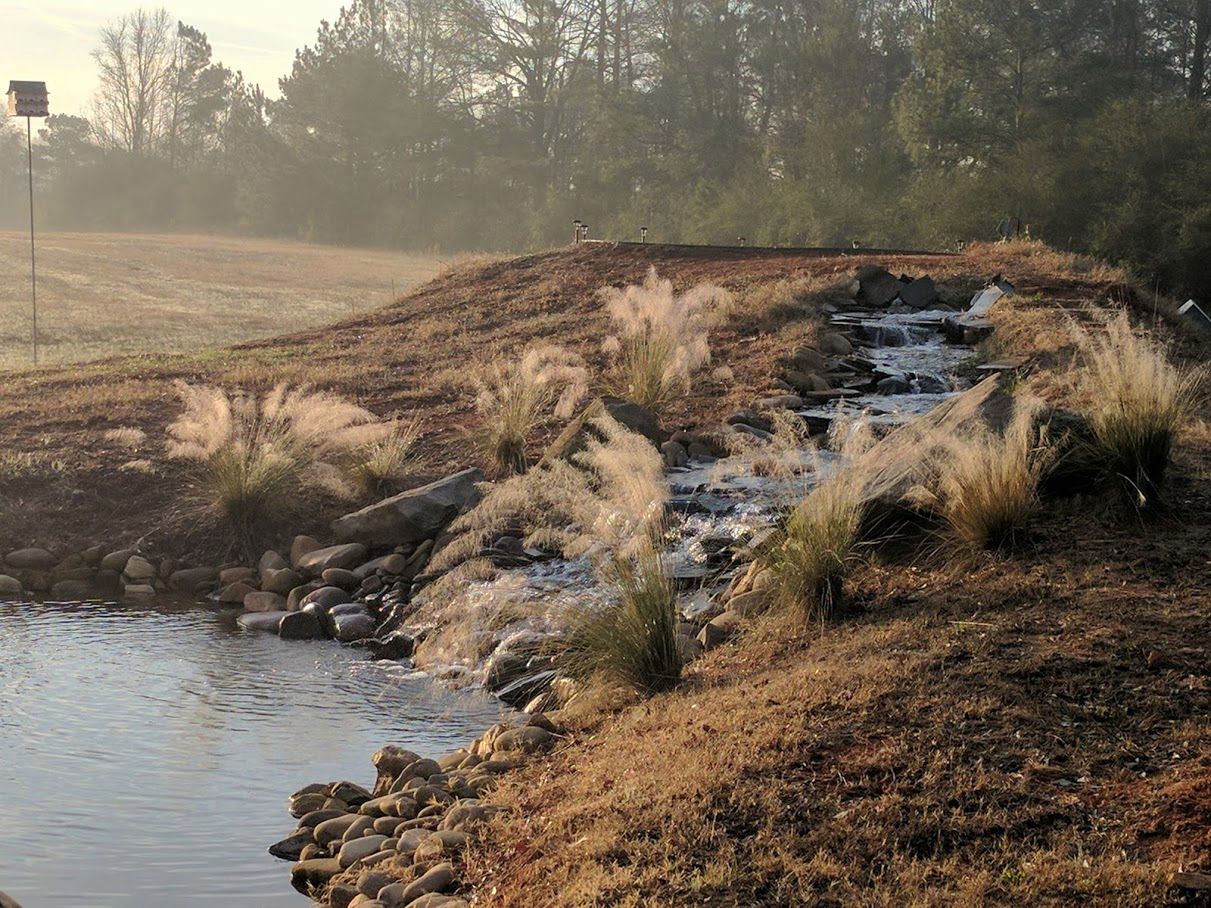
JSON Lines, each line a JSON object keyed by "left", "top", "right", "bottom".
{"left": 349, "top": 416, "right": 422, "bottom": 495}
{"left": 926, "top": 404, "right": 1052, "bottom": 553}
{"left": 559, "top": 540, "right": 682, "bottom": 697}
{"left": 167, "top": 382, "right": 416, "bottom": 545}
{"left": 600, "top": 268, "right": 732, "bottom": 413}
{"left": 769, "top": 468, "right": 865, "bottom": 626}
{"left": 1072, "top": 312, "right": 1202, "bottom": 506}
{"left": 474, "top": 344, "right": 588, "bottom": 475}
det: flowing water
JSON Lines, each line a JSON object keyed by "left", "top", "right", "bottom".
{"left": 0, "top": 599, "right": 504, "bottom": 907}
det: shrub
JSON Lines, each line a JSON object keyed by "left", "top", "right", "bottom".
{"left": 769, "top": 468, "right": 865, "bottom": 625}
{"left": 927, "top": 404, "right": 1052, "bottom": 552}
{"left": 600, "top": 268, "right": 732, "bottom": 413}
{"left": 166, "top": 382, "right": 404, "bottom": 546}
{"left": 558, "top": 541, "right": 682, "bottom": 696}
{"left": 349, "top": 417, "right": 422, "bottom": 495}
{"left": 1072, "top": 311, "right": 1202, "bottom": 505}
{"left": 474, "top": 345, "right": 588, "bottom": 475}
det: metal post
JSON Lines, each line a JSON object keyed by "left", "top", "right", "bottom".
{"left": 26, "top": 115, "right": 37, "bottom": 366}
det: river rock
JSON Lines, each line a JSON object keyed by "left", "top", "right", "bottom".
{"left": 219, "top": 581, "right": 256, "bottom": 604}
{"left": 366, "top": 632, "right": 414, "bottom": 661}
{"left": 338, "top": 835, "right": 388, "bottom": 868}
{"left": 288, "top": 582, "right": 324, "bottom": 611}
{"left": 5, "top": 548, "right": 55, "bottom": 571}
{"left": 123, "top": 555, "right": 157, "bottom": 583}
{"left": 314, "top": 814, "right": 363, "bottom": 847}
{"left": 492, "top": 725, "right": 554, "bottom": 755}
{"left": 50, "top": 579, "right": 94, "bottom": 600}
{"left": 0, "top": 575, "right": 23, "bottom": 599}
{"left": 237, "top": 610, "right": 288, "bottom": 633}
{"left": 244, "top": 591, "right": 287, "bottom": 613}
{"left": 169, "top": 566, "right": 217, "bottom": 593}
{"left": 297, "top": 544, "right": 368, "bottom": 577}
{"left": 373, "top": 746, "right": 423, "bottom": 795}
{"left": 397, "top": 863, "right": 456, "bottom": 904}
{"left": 333, "top": 609, "right": 376, "bottom": 643}
{"left": 290, "top": 858, "right": 343, "bottom": 895}
{"left": 817, "top": 331, "right": 853, "bottom": 356}
{"left": 332, "top": 469, "right": 484, "bottom": 547}
{"left": 259, "top": 549, "right": 289, "bottom": 576}
{"left": 414, "top": 830, "right": 467, "bottom": 863}
{"left": 259, "top": 567, "right": 300, "bottom": 595}
{"left": 876, "top": 375, "right": 912, "bottom": 395}
{"left": 786, "top": 345, "right": 827, "bottom": 374}
{"left": 303, "top": 586, "right": 352, "bottom": 610}
{"left": 785, "top": 370, "right": 830, "bottom": 394}
{"left": 331, "top": 780, "right": 373, "bottom": 806}
{"left": 661, "top": 440, "right": 688, "bottom": 468}
{"left": 322, "top": 568, "right": 359, "bottom": 589}
{"left": 122, "top": 583, "right": 157, "bottom": 603}
{"left": 543, "top": 397, "right": 662, "bottom": 464}
{"left": 290, "top": 535, "right": 322, "bottom": 570}
{"left": 269, "top": 831, "right": 315, "bottom": 861}
{"left": 0, "top": 890, "right": 24, "bottom": 908}
{"left": 279, "top": 609, "right": 322, "bottom": 640}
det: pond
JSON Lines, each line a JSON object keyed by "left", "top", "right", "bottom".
{"left": 0, "top": 600, "right": 504, "bottom": 907}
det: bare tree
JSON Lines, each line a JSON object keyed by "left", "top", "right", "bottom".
{"left": 92, "top": 7, "right": 176, "bottom": 156}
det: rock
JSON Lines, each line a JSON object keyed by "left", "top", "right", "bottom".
{"left": 0, "top": 890, "right": 23, "bottom": 908}
{"left": 492, "top": 726, "right": 554, "bottom": 755}
{"left": 298, "top": 808, "right": 346, "bottom": 829}
{"left": 856, "top": 265, "right": 905, "bottom": 307}
{"left": 331, "top": 780, "right": 373, "bottom": 806}
{"left": 753, "top": 394, "right": 803, "bottom": 411}
{"left": 169, "top": 566, "right": 217, "bottom": 593}
{"left": 290, "top": 858, "right": 344, "bottom": 895}
{"left": 916, "top": 373, "right": 951, "bottom": 394}
{"left": 261, "top": 567, "right": 303, "bottom": 595}
{"left": 280, "top": 609, "right": 322, "bottom": 640}
{"left": 5, "top": 548, "right": 55, "bottom": 571}
{"left": 244, "top": 591, "right": 287, "bottom": 613}
{"left": 297, "top": 544, "right": 369, "bottom": 577}
{"left": 817, "top": 332, "right": 853, "bottom": 356}
{"left": 81, "top": 544, "right": 105, "bottom": 566}
{"left": 329, "top": 885, "right": 361, "bottom": 908}
{"left": 288, "top": 582, "right": 325, "bottom": 611}
{"left": 322, "top": 568, "right": 359, "bottom": 589}
{"left": 291, "top": 792, "right": 331, "bottom": 817}
{"left": 729, "top": 588, "right": 770, "bottom": 618}
{"left": 0, "top": 575, "right": 23, "bottom": 599}
{"left": 332, "top": 470, "right": 484, "bottom": 548}
{"left": 543, "top": 396, "right": 663, "bottom": 464}
{"left": 290, "top": 535, "right": 323, "bottom": 569}
{"left": 334, "top": 609, "right": 376, "bottom": 643}
{"left": 237, "top": 610, "right": 288, "bottom": 633}
{"left": 698, "top": 611, "right": 741, "bottom": 650}
{"left": 314, "top": 814, "right": 364, "bottom": 848}
{"left": 219, "top": 566, "right": 257, "bottom": 587}
{"left": 373, "top": 746, "right": 424, "bottom": 795}
{"left": 726, "top": 409, "right": 773, "bottom": 433}
{"left": 676, "top": 633, "right": 704, "bottom": 663}
{"left": 366, "top": 632, "right": 414, "bottom": 661}
{"left": 338, "top": 834, "right": 389, "bottom": 868}
{"left": 269, "top": 831, "right": 314, "bottom": 861}
{"left": 121, "top": 583, "right": 157, "bottom": 603}
{"left": 259, "top": 549, "right": 289, "bottom": 576}
{"left": 787, "top": 345, "right": 827, "bottom": 374}
{"left": 898, "top": 275, "right": 938, "bottom": 309}
{"left": 414, "top": 830, "right": 467, "bottom": 863}
{"left": 876, "top": 375, "right": 912, "bottom": 395}
{"left": 397, "top": 863, "right": 456, "bottom": 905}
{"left": 123, "top": 555, "right": 157, "bottom": 582}
{"left": 784, "top": 370, "right": 830, "bottom": 394}
{"left": 731, "top": 423, "right": 774, "bottom": 442}
{"left": 358, "top": 870, "right": 397, "bottom": 899}
{"left": 218, "top": 581, "right": 256, "bottom": 604}
{"left": 50, "top": 579, "right": 93, "bottom": 600}
{"left": 660, "top": 440, "right": 689, "bottom": 468}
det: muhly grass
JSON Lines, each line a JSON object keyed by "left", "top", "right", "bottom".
{"left": 1072, "top": 311, "right": 1203, "bottom": 505}
{"left": 558, "top": 541, "right": 682, "bottom": 697}
{"left": 166, "top": 382, "right": 419, "bottom": 545}
{"left": 770, "top": 468, "right": 865, "bottom": 626}
{"left": 924, "top": 403, "right": 1052, "bottom": 553}
{"left": 349, "top": 416, "right": 422, "bottom": 495}
{"left": 474, "top": 345, "right": 588, "bottom": 475}
{"left": 600, "top": 268, "right": 732, "bottom": 413}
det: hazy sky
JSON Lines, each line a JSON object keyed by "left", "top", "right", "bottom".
{"left": 1, "top": 1, "right": 343, "bottom": 116}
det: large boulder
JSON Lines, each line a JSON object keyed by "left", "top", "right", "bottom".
{"left": 543, "top": 396, "right": 662, "bottom": 464}
{"left": 331, "top": 469, "right": 484, "bottom": 547}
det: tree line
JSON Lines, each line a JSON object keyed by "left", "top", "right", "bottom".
{"left": 3, "top": 0, "right": 1211, "bottom": 297}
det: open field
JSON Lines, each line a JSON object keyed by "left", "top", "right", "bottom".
{"left": 0, "top": 231, "right": 454, "bottom": 370}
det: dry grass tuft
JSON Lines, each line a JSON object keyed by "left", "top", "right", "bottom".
{"left": 474, "top": 345, "right": 588, "bottom": 475}
{"left": 434, "top": 413, "right": 667, "bottom": 574}
{"left": 1071, "top": 312, "right": 1203, "bottom": 505}
{"left": 348, "top": 417, "right": 423, "bottom": 495}
{"left": 921, "top": 402, "right": 1052, "bottom": 553}
{"left": 769, "top": 467, "right": 865, "bottom": 625}
{"left": 740, "top": 274, "right": 848, "bottom": 333}
{"left": 166, "top": 382, "right": 405, "bottom": 547}
{"left": 600, "top": 268, "right": 732, "bottom": 412}
{"left": 558, "top": 540, "right": 682, "bottom": 697}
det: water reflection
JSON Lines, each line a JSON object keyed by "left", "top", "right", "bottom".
{"left": 0, "top": 600, "right": 503, "bottom": 907}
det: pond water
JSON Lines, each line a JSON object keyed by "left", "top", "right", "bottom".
{"left": 0, "top": 600, "right": 504, "bottom": 907}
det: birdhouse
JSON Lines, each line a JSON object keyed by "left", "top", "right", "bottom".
{"left": 6, "top": 81, "right": 49, "bottom": 118}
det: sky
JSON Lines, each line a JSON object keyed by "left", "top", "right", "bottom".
{"left": 1, "top": 1, "right": 343, "bottom": 116}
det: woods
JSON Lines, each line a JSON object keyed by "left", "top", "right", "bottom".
{"left": 4, "top": 0, "right": 1211, "bottom": 296}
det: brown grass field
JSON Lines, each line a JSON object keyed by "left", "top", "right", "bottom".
{"left": 0, "top": 231, "right": 454, "bottom": 369}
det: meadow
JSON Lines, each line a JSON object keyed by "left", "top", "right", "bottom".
{"left": 0, "top": 231, "right": 453, "bottom": 370}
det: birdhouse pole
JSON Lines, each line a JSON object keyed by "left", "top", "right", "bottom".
{"left": 7, "top": 81, "right": 49, "bottom": 366}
